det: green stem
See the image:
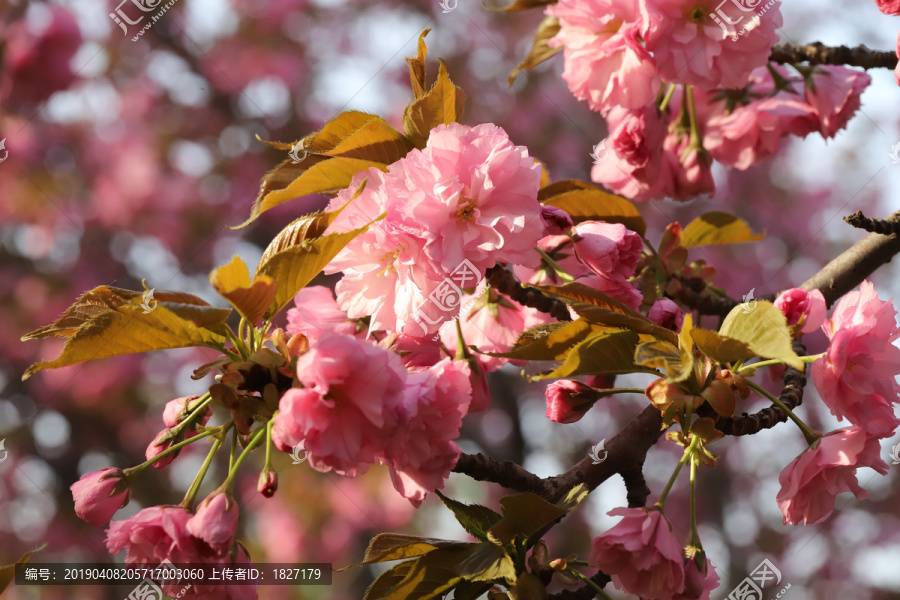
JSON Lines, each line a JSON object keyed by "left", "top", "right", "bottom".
{"left": 686, "top": 85, "right": 702, "bottom": 148}
{"left": 263, "top": 420, "right": 274, "bottom": 473}
{"left": 168, "top": 394, "right": 213, "bottom": 438}
{"left": 229, "top": 425, "right": 238, "bottom": 473}
{"left": 455, "top": 318, "right": 470, "bottom": 360}
{"left": 126, "top": 427, "right": 218, "bottom": 476}
{"left": 738, "top": 354, "right": 824, "bottom": 374}
{"left": 565, "top": 569, "right": 615, "bottom": 600}
{"left": 181, "top": 425, "right": 230, "bottom": 510}
{"left": 745, "top": 380, "right": 821, "bottom": 445}
{"left": 688, "top": 450, "right": 701, "bottom": 549}
{"left": 224, "top": 326, "right": 249, "bottom": 360}
{"left": 222, "top": 426, "right": 267, "bottom": 492}
{"left": 596, "top": 388, "right": 646, "bottom": 398}
{"left": 536, "top": 248, "right": 575, "bottom": 283}
{"left": 656, "top": 436, "right": 700, "bottom": 508}
{"left": 658, "top": 83, "right": 677, "bottom": 112}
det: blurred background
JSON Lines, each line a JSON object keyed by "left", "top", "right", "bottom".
{"left": 1, "top": 0, "right": 899, "bottom": 598}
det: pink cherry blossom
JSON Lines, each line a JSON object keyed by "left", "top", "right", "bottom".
{"left": 591, "top": 105, "right": 669, "bottom": 201}
{"left": 107, "top": 505, "right": 203, "bottom": 564}
{"left": 776, "top": 427, "right": 889, "bottom": 526}
{"left": 876, "top": 0, "right": 900, "bottom": 14}
{"left": 545, "top": 380, "right": 603, "bottom": 423}
{"left": 664, "top": 134, "right": 717, "bottom": 200}
{"left": 285, "top": 286, "right": 363, "bottom": 343}
{"left": 648, "top": 298, "right": 684, "bottom": 331}
{"left": 547, "top": 0, "right": 661, "bottom": 114}
{"left": 589, "top": 507, "right": 686, "bottom": 599}
{"left": 774, "top": 288, "right": 826, "bottom": 334}
{"left": 70, "top": 468, "right": 130, "bottom": 526}
{"left": 804, "top": 66, "right": 871, "bottom": 139}
{"left": 645, "top": 0, "right": 782, "bottom": 90}
{"left": 384, "top": 358, "right": 472, "bottom": 506}
{"left": 272, "top": 333, "right": 407, "bottom": 476}
{"left": 812, "top": 281, "right": 900, "bottom": 437}
{"left": 572, "top": 221, "right": 643, "bottom": 280}
{"left": 187, "top": 492, "right": 239, "bottom": 555}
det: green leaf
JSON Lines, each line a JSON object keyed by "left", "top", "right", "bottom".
{"left": 22, "top": 298, "right": 228, "bottom": 380}
{"left": 362, "top": 534, "right": 470, "bottom": 564}
{"left": 690, "top": 328, "right": 757, "bottom": 365}
{"left": 492, "top": 319, "right": 613, "bottom": 361}
{"left": 573, "top": 305, "right": 677, "bottom": 345}
{"left": 489, "top": 494, "right": 568, "bottom": 545}
{"left": 635, "top": 313, "right": 695, "bottom": 382}
{"left": 486, "top": 0, "right": 557, "bottom": 11}
{"left": 209, "top": 256, "right": 277, "bottom": 325}
{"left": 458, "top": 543, "right": 516, "bottom": 583}
{"left": 435, "top": 491, "right": 503, "bottom": 542}
{"left": 403, "top": 32, "right": 466, "bottom": 148}
{"left": 237, "top": 112, "right": 413, "bottom": 227}
{"left": 555, "top": 482, "right": 589, "bottom": 511}
{"left": 681, "top": 211, "right": 765, "bottom": 248}
{"left": 364, "top": 561, "right": 415, "bottom": 600}
{"left": 509, "top": 16, "right": 562, "bottom": 85}
{"left": 538, "top": 329, "right": 650, "bottom": 380}
{"left": 0, "top": 543, "right": 46, "bottom": 594}
{"left": 718, "top": 301, "right": 803, "bottom": 369}
{"left": 376, "top": 545, "right": 478, "bottom": 600}
{"left": 539, "top": 180, "right": 646, "bottom": 237}
{"left": 509, "top": 572, "right": 549, "bottom": 600}
{"left": 532, "top": 282, "right": 651, "bottom": 323}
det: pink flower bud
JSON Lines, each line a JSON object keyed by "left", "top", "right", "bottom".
{"left": 162, "top": 395, "right": 208, "bottom": 429}
{"left": 258, "top": 470, "right": 278, "bottom": 498}
{"left": 774, "top": 288, "right": 826, "bottom": 334}
{"left": 70, "top": 468, "right": 130, "bottom": 526}
{"left": 545, "top": 380, "right": 604, "bottom": 423}
{"left": 648, "top": 298, "right": 684, "bottom": 332}
{"left": 187, "top": 492, "right": 239, "bottom": 555}
{"left": 572, "top": 221, "right": 642, "bottom": 281}
{"left": 540, "top": 206, "right": 574, "bottom": 236}
{"left": 146, "top": 429, "right": 177, "bottom": 469}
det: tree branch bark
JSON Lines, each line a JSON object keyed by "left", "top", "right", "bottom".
{"left": 770, "top": 42, "right": 897, "bottom": 70}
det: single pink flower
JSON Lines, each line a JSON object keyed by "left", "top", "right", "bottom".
{"left": 547, "top": 0, "right": 661, "bottom": 114}
{"left": 776, "top": 427, "right": 889, "bottom": 525}
{"left": 663, "top": 134, "right": 716, "bottom": 200}
{"left": 648, "top": 298, "right": 684, "bottom": 331}
{"left": 286, "top": 286, "right": 363, "bottom": 343}
{"left": 812, "top": 281, "right": 900, "bottom": 437}
{"left": 541, "top": 205, "right": 574, "bottom": 236}
{"left": 106, "top": 505, "right": 201, "bottom": 564}
{"left": 384, "top": 358, "right": 472, "bottom": 506}
{"left": 187, "top": 492, "right": 239, "bottom": 555}
{"left": 572, "top": 221, "right": 643, "bottom": 281}
{"left": 591, "top": 105, "right": 669, "bottom": 200}
{"left": 774, "top": 288, "right": 826, "bottom": 334}
{"left": 876, "top": 0, "right": 900, "bottom": 14}
{"left": 272, "top": 333, "right": 407, "bottom": 476}
{"left": 589, "top": 507, "right": 686, "bottom": 599}
{"left": 645, "top": 0, "right": 782, "bottom": 90}
{"left": 803, "top": 66, "right": 871, "bottom": 139}
{"left": 71, "top": 468, "right": 130, "bottom": 526}
{"left": 545, "top": 380, "right": 604, "bottom": 423}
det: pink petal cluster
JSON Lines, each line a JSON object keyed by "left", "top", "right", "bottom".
{"left": 384, "top": 358, "right": 472, "bottom": 506}
{"left": 774, "top": 287, "right": 826, "bottom": 334}
{"left": 187, "top": 492, "right": 239, "bottom": 555}
{"left": 106, "top": 506, "right": 257, "bottom": 600}
{"left": 547, "top": 0, "right": 660, "bottom": 115}
{"left": 776, "top": 427, "right": 889, "bottom": 525}
{"left": 71, "top": 468, "right": 130, "bottom": 526}
{"left": 572, "top": 221, "right": 644, "bottom": 308}
{"left": 876, "top": 0, "right": 900, "bottom": 15}
{"left": 545, "top": 379, "right": 604, "bottom": 423}
{"left": 589, "top": 507, "right": 685, "bottom": 599}
{"left": 812, "top": 281, "right": 900, "bottom": 437}
{"left": 805, "top": 66, "right": 871, "bottom": 138}
{"left": 648, "top": 298, "right": 684, "bottom": 331}
{"left": 285, "top": 286, "right": 363, "bottom": 343}
{"left": 673, "top": 556, "right": 720, "bottom": 600}
{"left": 325, "top": 122, "right": 544, "bottom": 336}
{"left": 645, "top": 0, "right": 782, "bottom": 90}
{"left": 272, "top": 333, "right": 407, "bottom": 476}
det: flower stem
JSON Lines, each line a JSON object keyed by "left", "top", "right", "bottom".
{"left": 263, "top": 420, "right": 274, "bottom": 474}
{"left": 688, "top": 449, "right": 701, "bottom": 549}
{"left": 745, "top": 380, "right": 821, "bottom": 445}
{"left": 656, "top": 435, "right": 700, "bottom": 508}
{"left": 659, "top": 84, "right": 677, "bottom": 112}
{"left": 536, "top": 248, "right": 575, "bottom": 283}
{"left": 126, "top": 426, "right": 222, "bottom": 476}
{"left": 686, "top": 85, "right": 702, "bottom": 148}
{"left": 181, "top": 424, "right": 230, "bottom": 510}
{"left": 596, "top": 388, "right": 647, "bottom": 398}
{"left": 222, "top": 426, "right": 267, "bottom": 492}
{"left": 564, "top": 569, "right": 615, "bottom": 600}
{"left": 737, "top": 354, "right": 824, "bottom": 374}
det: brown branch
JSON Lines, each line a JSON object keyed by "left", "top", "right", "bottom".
{"left": 452, "top": 452, "right": 548, "bottom": 495}
{"left": 802, "top": 210, "right": 900, "bottom": 307}
{"left": 770, "top": 42, "right": 898, "bottom": 70}
{"left": 548, "top": 571, "right": 613, "bottom": 600}
{"left": 844, "top": 210, "right": 900, "bottom": 236}
{"left": 486, "top": 265, "right": 572, "bottom": 321}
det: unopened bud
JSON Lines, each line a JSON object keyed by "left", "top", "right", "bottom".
{"left": 258, "top": 469, "right": 278, "bottom": 498}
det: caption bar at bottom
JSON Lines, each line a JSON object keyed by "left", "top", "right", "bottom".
{"left": 15, "top": 563, "right": 332, "bottom": 586}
